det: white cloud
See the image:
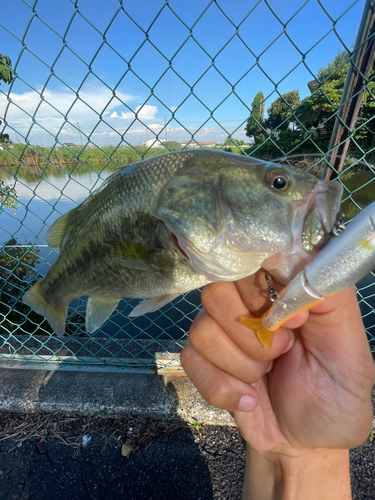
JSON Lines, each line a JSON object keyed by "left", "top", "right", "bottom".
{"left": 167, "top": 126, "right": 185, "bottom": 132}
{"left": 197, "top": 126, "right": 216, "bottom": 136}
{"left": 0, "top": 86, "right": 136, "bottom": 141}
{"left": 148, "top": 123, "right": 162, "bottom": 130}
{"left": 110, "top": 104, "right": 158, "bottom": 121}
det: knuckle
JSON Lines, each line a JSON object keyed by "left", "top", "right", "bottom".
{"left": 252, "top": 348, "right": 275, "bottom": 363}
{"left": 200, "top": 283, "right": 222, "bottom": 310}
{"left": 179, "top": 345, "right": 189, "bottom": 366}
{"left": 188, "top": 316, "right": 215, "bottom": 353}
{"left": 204, "top": 380, "right": 231, "bottom": 409}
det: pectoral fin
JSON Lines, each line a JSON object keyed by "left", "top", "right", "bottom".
{"left": 238, "top": 316, "right": 274, "bottom": 349}
{"left": 86, "top": 296, "right": 120, "bottom": 333}
{"left": 105, "top": 241, "right": 150, "bottom": 271}
{"left": 47, "top": 209, "right": 74, "bottom": 249}
{"left": 128, "top": 293, "right": 180, "bottom": 317}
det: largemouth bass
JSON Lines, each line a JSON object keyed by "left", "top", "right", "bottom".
{"left": 240, "top": 200, "right": 375, "bottom": 349}
{"left": 22, "top": 150, "right": 343, "bottom": 336}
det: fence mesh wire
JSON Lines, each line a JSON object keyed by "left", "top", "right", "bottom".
{"left": 0, "top": 0, "right": 374, "bottom": 372}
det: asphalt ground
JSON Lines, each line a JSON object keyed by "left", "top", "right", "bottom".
{"left": 0, "top": 402, "right": 374, "bottom": 500}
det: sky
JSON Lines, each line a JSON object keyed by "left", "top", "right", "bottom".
{"left": 0, "top": 0, "right": 367, "bottom": 147}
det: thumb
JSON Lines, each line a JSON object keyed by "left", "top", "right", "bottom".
{"left": 295, "top": 287, "right": 373, "bottom": 378}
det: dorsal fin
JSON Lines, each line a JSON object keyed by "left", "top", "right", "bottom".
{"left": 46, "top": 210, "right": 74, "bottom": 249}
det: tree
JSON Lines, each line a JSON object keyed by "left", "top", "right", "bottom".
{"left": 246, "top": 48, "right": 375, "bottom": 158}
{"left": 264, "top": 90, "right": 301, "bottom": 131}
{"left": 0, "top": 180, "right": 18, "bottom": 210}
{"left": 0, "top": 53, "right": 13, "bottom": 84}
{"left": 295, "top": 49, "right": 375, "bottom": 152}
{"left": 0, "top": 52, "right": 14, "bottom": 144}
{"left": 295, "top": 51, "right": 349, "bottom": 146}
{"left": 316, "top": 50, "right": 348, "bottom": 82}
{"left": 245, "top": 91, "right": 265, "bottom": 139}
{"left": 352, "top": 57, "right": 375, "bottom": 151}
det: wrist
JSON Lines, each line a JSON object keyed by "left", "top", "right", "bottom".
{"left": 243, "top": 446, "right": 351, "bottom": 500}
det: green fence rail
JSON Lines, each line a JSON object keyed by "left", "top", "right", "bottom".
{"left": 0, "top": 0, "right": 374, "bottom": 372}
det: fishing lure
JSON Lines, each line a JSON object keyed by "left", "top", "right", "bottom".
{"left": 240, "top": 201, "right": 375, "bottom": 349}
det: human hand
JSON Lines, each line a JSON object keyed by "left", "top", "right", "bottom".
{"left": 181, "top": 271, "right": 375, "bottom": 456}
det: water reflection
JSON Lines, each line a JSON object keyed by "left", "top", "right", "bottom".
{"left": 0, "top": 171, "right": 111, "bottom": 277}
{"left": 340, "top": 171, "right": 375, "bottom": 220}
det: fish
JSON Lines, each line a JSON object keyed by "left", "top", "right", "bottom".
{"left": 239, "top": 200, "right": 375, "bottom": 349}
{"left": 22, "top": 149, "right": 343, "bottom": 337}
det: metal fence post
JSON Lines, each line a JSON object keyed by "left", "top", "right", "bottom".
{"left": 323, "top": 0, "right": 375, "bottom": 180}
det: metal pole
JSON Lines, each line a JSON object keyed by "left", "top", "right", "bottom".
{"left": 76, "top": 121, "right": 84, "bottom": 147}
{"left": 323, "top": 0, "right": 375, "bottom": 180}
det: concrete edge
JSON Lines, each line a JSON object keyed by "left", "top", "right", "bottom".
{"left": 0, "top": 367, "right": 236, "bottom": 426}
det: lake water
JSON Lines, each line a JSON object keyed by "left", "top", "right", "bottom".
{"left": 0, "top": 167, "right": 374, "bottom": 348}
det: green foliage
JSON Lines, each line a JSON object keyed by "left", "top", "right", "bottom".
{"left": 192, "top": 419, "right": 200, "bottom": 432}
{"left": 0, "top": 180, "right": 18, "bottom": 210}
{"left": 0, "top": 239, "right": 53, "bottom": 334}
{"left": 353, "top": 58, "right": 375, "bottom": 152}
{"left": 296, "top": 50, "right": 375, "bottom": 154}
{"left": 0, "top": 134, "right": 10, "bottom": 144}
{"left": 0, "top": 53, "right": 14, "bottom": 145}
{"left": 264, "top": 90, "right": 301, "bottom": 131}
{"left": 160, "top": 141, "right": 182, "bottom": 151}
{"left": 232, "top": 139, "right": 248, "bottom": 145}
{"left": 0, "top": 144, "right": 166, "bottom": 181}
{"left": 294, "top": 53, "right": 350, "bottom": 147}
{"left": 223, "top": 137, "right": 249, "bottom": 154}
{"left": 0, "top": 53, "right": 13, "bottom": 85}
{"left": 224, "top": 137, "right": 248, "bottom": 146}
{"left": 0, "top": 238, "right": 84, "bottom": 336}
{"left": 245, "top": 48, "right": 375, "bottom": 158}
{"left": 249, "top": 130, "right": 304, "bottom": 158}
{"left": 245, "top": 91, "right": 265, "bottom": 139}
{"left": 317, "top": 50, "right": 349, "bottom": 82}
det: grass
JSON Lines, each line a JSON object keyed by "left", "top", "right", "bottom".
{"left": 0, "top": 142, "right": 245, "bottom": 183}
{"left": 0, "top": 143, "right": 184, "bottom": 182}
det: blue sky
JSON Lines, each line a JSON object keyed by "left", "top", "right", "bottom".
{"left": 0, "top": 0, "right": 367, "bottom": 147}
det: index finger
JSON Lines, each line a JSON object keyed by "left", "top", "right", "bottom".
{"left": 200, "top": 279, "right": 294, "bottom": 362}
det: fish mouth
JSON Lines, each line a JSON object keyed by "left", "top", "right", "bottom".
{"left": 301, "top": 182, "right": 343, "bottom": 254}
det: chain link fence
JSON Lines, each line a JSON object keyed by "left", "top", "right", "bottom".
{"left": 0, "top": 0, "right": 374, "bottom": 372}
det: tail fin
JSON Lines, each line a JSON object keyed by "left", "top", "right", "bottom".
{"left": 22, "top": 280, "right": 68, "bottom": 337}
{"left": 238, "top": 316, "right": 274, "bottom": 349}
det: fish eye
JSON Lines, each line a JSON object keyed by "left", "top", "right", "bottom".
{"left": 265, "top": 169, "right": 291, "bottom": 191}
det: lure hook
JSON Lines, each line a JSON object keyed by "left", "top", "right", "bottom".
{"left": 331, "top": 211, "right": 346, "bottom": 237}
{"left": 265, "top": 271, "right": 279, "bottom": 302}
